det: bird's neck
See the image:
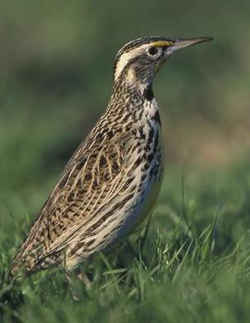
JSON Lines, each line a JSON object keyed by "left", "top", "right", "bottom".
{"left": 105, "top": 78, "right": 160, "bottom": 130}
{"left": 109, "top": 77, "right": 155, "bottom": 112}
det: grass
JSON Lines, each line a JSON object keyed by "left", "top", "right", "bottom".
{"left": 1, "top": 157, "right": 250, "bottom": 323}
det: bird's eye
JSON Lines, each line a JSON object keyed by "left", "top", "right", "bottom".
{"left": 147, "top": 46, "right": 159, "bottom": 56}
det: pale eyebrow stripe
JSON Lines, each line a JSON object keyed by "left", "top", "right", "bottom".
{"left": 114, "top": 46, "right": 146, "bottom": 81}
{"left": 114, "top": 41, "right": 173, "bottom": 81}
{"left": 150, "top": 40, "right": 173, "bottom": 47}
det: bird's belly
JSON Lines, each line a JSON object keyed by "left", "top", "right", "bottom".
{"left": 132, "top": 174, "right": 162, "bottom": 230}
{"left": 114, "top": 161, "right": 163, "bottom": 241}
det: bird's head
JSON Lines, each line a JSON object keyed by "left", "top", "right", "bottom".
{"left": 113, "top": 36, "right": 212, "bottom": 92}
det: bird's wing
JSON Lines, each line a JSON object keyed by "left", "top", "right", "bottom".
{"left": 15, "top": 130, "right": 143, "bottom": 269}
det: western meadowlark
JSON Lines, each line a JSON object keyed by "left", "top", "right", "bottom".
{"left": 10, "top": 36, "right": 212, "bottom": 278}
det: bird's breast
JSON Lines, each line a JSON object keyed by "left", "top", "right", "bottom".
{"left": 115, "top": 98, "right": 163, "bottom": 235}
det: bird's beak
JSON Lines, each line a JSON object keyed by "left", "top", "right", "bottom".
{"left": 166, "top": 37, "right": 213, "bottom": 55}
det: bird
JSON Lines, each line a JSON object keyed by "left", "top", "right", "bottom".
{"left": 10, "top": 35, "right": 212, "bottom": 279}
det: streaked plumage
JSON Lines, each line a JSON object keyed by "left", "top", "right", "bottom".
{"left": 10, "top": 36, "right": 212, "bottom": 278}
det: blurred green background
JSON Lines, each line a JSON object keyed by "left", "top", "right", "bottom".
{"left": 1, "top": 0, "right": 250, "bottom": 322}
{"left": 0, "top": 0, "right": 249, "bottom": 191}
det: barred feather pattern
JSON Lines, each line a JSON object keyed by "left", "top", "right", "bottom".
{"left": 10, "top": 79, "right": 163, "bottom": 276}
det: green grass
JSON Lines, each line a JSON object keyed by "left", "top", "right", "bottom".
{"left": 1, "top": 158, "right": 250, "bottom": 323}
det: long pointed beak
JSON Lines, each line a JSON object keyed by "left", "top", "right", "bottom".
{"left": 167, "top": 37, "right": 213, "bottom": 55}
